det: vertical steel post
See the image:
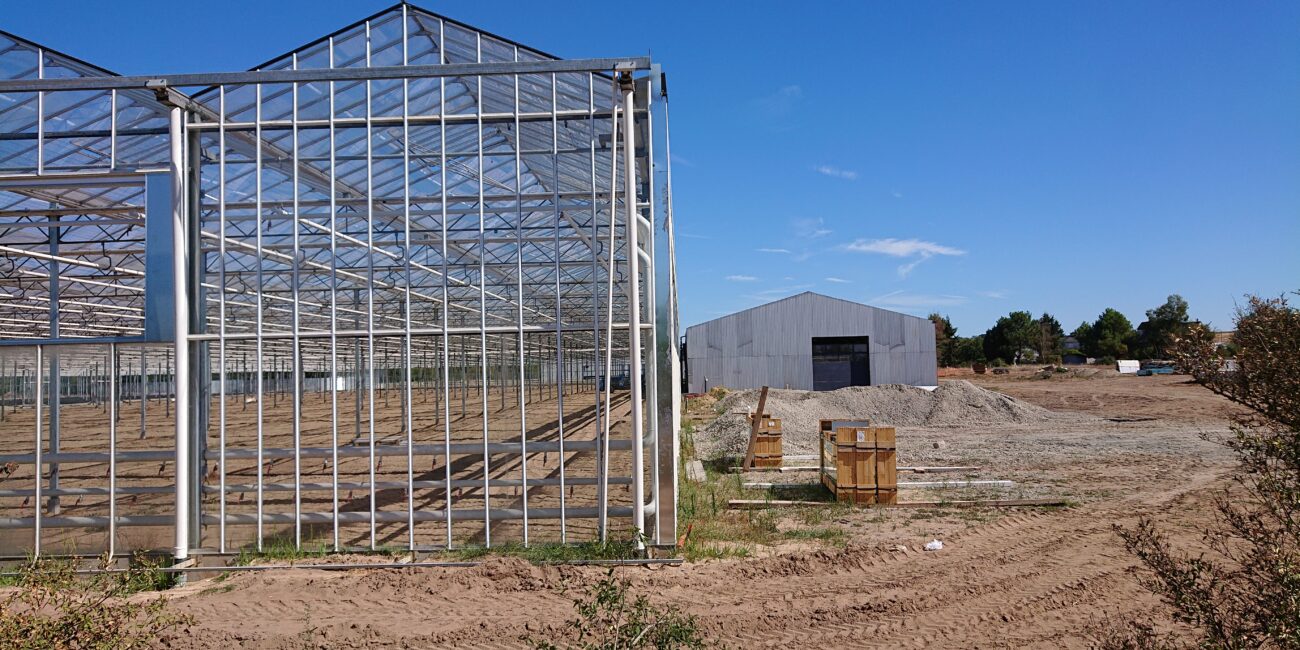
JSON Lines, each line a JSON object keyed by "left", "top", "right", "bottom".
{"left": 35, "top": 49, "right": 43, "bottom": 174}
{"left": 365, "top": 19, "right": 378, "bottom": 550}
{"left": 109, "top": 89, "right": 117, "bottom": 170}
{"left": 108, "top": 343, "right": 117, "bottom": 557}
{"left": 590, "top": 72, "right": 608, "bottom": 538}
{"left": 33, "top": 345, "right": 43, "bottom": 556}
{"left": 598, "top": 79, "right": 619, "bottom": 542}
{"left": 649, "top": 68, "right": 680, "bottom": 546}
{"left": 354, "top": 290, "right": 362, "bottom": 445}
{"left": 169, "top": 104, "right": 191, "bottom": 564}
{"left": 511, "top": 46, "right": 529, "bottom": 545}
{"left": 46, "top": 213, "right": 60, "bottom": 516}
{"left": 620, "top": 74, "right": 645, "bottom": 541}
{"left": 328, "top": 35, "right": 341, "bottom": 552}
{"left": 290, "top": 53, "right": 303, "bottom": 548}
{"left": 216, "top": 86, "right": 228, "bottom": 553}
{"left": 401, "top": 7, "right": 416, "bottom": 550}
{"left": 254, "top": 83, "right": 265, "bottom": 551}
{"left": 140, "top": 349, "right": 146, "bottom": 438}
{"left": 437, "top": 20, "right": 454, "bottom": 548}
{"left": 475, "top": 32, "right": 491, "bottom": 547}
{"left": 551, "top": 72, "right": 567, "bottom": 541}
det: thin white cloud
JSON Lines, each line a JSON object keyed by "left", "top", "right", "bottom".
{"left": 824, "top": 277, "right": 851, "bottom": 284}
{"left": 726, "top": 274, "right": 758, "bottom": 282}
{"left": 843, "top": 238, "right": 966, "bottom": 278}
{"left": 843, "top": 238, "right": 965, "bottom": 257}
{"left": 814, "top": 165, "right": 858, "bottom": 181}
{"left": 897, "top": 258, "right": 926, "bottom": 278}
{"left": 756, "top": 247, "right": 791, "bottom": 254}
{"left": 794, "top": 217, "right": 831, "bottom": 239}
{"left": 676, "top": 231, "right": 711, "bottom": 240}
{"left": 978, "top": 290, "right": 1009, "bottom": 299}
{"left": 891, "top": 190, "right": 903, "bottom": 199}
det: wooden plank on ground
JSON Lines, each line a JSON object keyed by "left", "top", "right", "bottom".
{"left": 727, "top": 465, "right": 819, "bottom": 473}
{"left": 727, "top": 497, "right": 1067, "bottom": 510}
{"left": 742, "top": 480, "right": 1014, "bottom": 489}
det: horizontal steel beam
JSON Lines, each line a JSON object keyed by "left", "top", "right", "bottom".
{"left": 0, "top": 476, "right": 632, "bottom": 498}
{"left": 0, "top": 438, "right": 634, "bottom": 466}
{"left": 0, "top": 57, "right": 653, "bottom": 93}
{"left": 187, "top": 323, "right": 651, "bottom": 342}
{"left": 0, "top": 505, "right": 636, "bottom": 529}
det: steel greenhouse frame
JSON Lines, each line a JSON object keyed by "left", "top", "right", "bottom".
{"left": 0, "top": 3, "right": 679, "bottom": 564}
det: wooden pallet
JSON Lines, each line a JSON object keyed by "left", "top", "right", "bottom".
{"left": 819, "top": 425, "right": 897, "bottom": 505}
{"left": 753, "top": 430, "right": 783, "bottom": 467}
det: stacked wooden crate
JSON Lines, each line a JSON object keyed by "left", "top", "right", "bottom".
{"left": 818, "top": 420, "right": 897, "bottom": 504}
{"left": 751, "top": 414, "right": 783, "bottom": 467}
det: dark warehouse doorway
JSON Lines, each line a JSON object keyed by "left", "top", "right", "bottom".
{"left": 811, "top": 336, "right": 871, "bottom": 391}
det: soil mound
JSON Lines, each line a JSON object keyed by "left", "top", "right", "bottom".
{"left": 697, "top": 380, "right": 1067, "bottom": 458}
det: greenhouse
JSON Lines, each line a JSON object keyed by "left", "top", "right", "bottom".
{"left": 0, "top": 3, "right": 679, "bottom": 563}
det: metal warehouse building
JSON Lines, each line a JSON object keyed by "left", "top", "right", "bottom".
{"left": 685, "top": 292, "right": 937, "bottom": 393}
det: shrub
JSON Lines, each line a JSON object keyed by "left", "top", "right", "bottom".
{"left": 525, "top": 569, "right": 709, "bottom": 649}
{"left": 0, "top": 554, "right": 191, "bottom": 649}
{"left": 707, "top": 386, "right": 728, "bottom": 401}
{"left": 1102, "top": 293, "right": 1300, "bottom": 649}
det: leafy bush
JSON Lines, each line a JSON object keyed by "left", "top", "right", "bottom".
{"left": 526, "top": 569, "right": 709, "bottom": 649}
{"left": 707, "top": 386, "right": 728, "bottom": 401}
{"left": 1102, "top": 293, "right": 1300, "bottom": 649}
{"left": 0, "top": 554, "right": 191, "bottom": 649}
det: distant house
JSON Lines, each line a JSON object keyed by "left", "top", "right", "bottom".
{"left": 1061, "top": 336, "right": 1087, "bottom": 365}
{"left": 1212, "top": 331, "right": 1236, "bottom": 353}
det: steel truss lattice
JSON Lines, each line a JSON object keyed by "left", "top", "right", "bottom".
{"left": 0, "top": 2, "right": 679, "bottom": 563}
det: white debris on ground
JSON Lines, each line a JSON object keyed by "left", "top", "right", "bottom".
{"left": 696, "top": 380, "right": 1084, "bottom": 459}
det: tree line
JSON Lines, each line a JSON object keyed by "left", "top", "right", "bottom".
{"left": 929, "top": 294, "right": 1202, "bottom": 367}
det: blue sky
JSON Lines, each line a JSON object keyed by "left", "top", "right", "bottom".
{"left": 7, "top": 1, "right": 1297, "bottom": 335}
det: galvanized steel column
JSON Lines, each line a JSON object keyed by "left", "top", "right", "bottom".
{"left": 620, "top": 73, "right": 645, "bottom": 541}
{"left": 169, "top": 104, "right": 191, "bottom": 563}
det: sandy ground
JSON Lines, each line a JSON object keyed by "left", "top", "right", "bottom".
{"left": 151, "top": 366, "right": 1238, "bottom": 648}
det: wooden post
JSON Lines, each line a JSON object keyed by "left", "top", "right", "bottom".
{"left": 742, "top": 386, "right": 769, "bottom": 470}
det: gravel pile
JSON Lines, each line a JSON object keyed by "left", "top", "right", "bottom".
{"left": 696, "top": 380, "right": 1073, "bottom": 458}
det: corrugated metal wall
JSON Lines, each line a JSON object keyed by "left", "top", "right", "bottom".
{"left": 685, "top": 292, "right": 937, "bottom": 392}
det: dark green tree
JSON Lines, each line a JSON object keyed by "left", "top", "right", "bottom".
{"left": 1037, "top": 313, "right": 1065, "bottom": 363}
{"left": 952, "top": 335, "right": 986, "bottom": 366}
{"left": 983, "top": 311, "right": 1038, "bottom": 364}
{"left": 1092, "top": 308, "right": 1136, "bottom": 359}
{"left": 1136, "top": 294, "right": 1191, "bottom": 359}
{"left": 1071, "top": 321, "right": 1096, "bottom": 357}
{"left": 928, "top": 313, "right": 958, "bottom": 367}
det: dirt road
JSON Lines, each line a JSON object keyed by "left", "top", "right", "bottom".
{"left": 158, "top": 370, "right": 1233, "bottom": 648}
